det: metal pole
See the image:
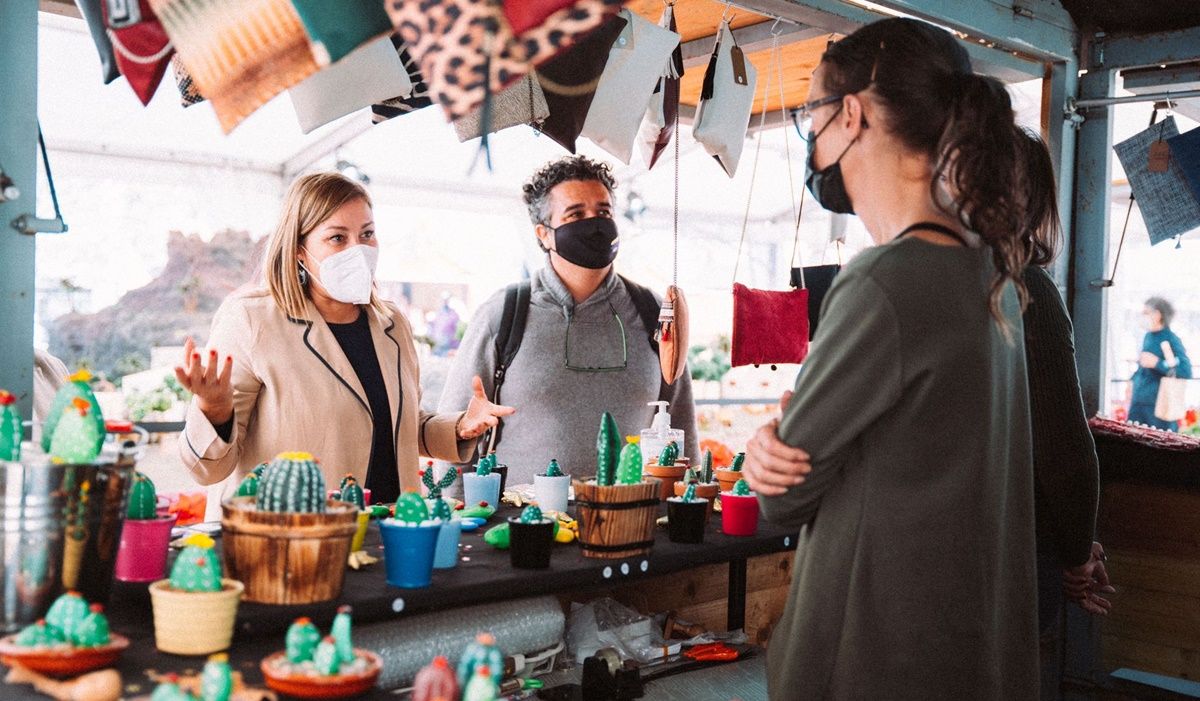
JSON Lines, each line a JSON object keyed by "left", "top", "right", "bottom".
{"left": 1071, "top": 87, "right": 1200, "bottom": 110}
{"left": 0, "top": 1, "right": 39, "bottom": 423}
{"left": 1044, "top": 59, "right": 1080, "bottom": 296}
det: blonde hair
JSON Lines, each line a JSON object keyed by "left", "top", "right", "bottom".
{"left": 264, "top": 172, "right": 389, "bottom": 320}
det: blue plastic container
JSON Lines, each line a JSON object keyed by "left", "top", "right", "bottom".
{"left": 379, "top": 520, "right": 441, "bottom": 588}
{"left": 462, "top": 472, "right": 501, "bottom": 509}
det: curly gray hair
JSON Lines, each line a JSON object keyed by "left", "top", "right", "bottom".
{"left": 521, "top": 156, "right": 618, "bottom": 226}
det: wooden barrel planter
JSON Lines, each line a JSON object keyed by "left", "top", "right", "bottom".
{"left": 573, "top": 479, "right": 660, "bottom": 559}
{"left": 220, "top": 497, "right": 358, "bottom": 605}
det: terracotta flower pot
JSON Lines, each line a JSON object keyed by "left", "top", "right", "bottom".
{"left": 149, "top": 579, "right": 243, "bottom": 655}
{"left": 643, "top": 463, "right": 687, "bottom": 502}
{"left": 715, "top": 468, "right": 742, "bottom": 494}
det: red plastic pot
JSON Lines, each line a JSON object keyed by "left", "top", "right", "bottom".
{"left": 720, "top": 493, "right": 760, "bottom": 537}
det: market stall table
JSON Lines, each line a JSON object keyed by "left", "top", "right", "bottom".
{"left": 4, "top": 506, "right": 798, "bottom": 700}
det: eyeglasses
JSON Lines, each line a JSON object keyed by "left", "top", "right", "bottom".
{"left": 564, "top": 301, "right": 628, "bottom": 372}
{"left": 794, "top": 94, "right": 845, "bottom": 142}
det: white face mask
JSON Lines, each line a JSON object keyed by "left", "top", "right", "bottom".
{"left": 301, "top": 245, "right": 379, "bottom": 305}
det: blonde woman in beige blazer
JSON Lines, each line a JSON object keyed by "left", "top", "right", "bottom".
{"left": 176, "top": 173, "right": 513, "bottom": 517}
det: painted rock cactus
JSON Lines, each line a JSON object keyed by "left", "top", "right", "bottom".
{"left": 73, "top": 604, "right": 111, "bottom": 647}
{"left": 701, "top": 450, "right": 715, "bottom": 483}
{"left": 682, "top": 483, "right": 697, "bottom": 502}
{"left": 41, "top": 370, "right": 105, "bottom": 457}
{"left": 127, "top": 472, "right": 158, "bottom": 520}
{"left": 15, "top": 619, "right": 66, "bottom": 648}
{"left": 457, "top": 632, "right": 503, "bottom": 687}
{"left": 617, "top": 438, "right": 643, "bottom": 485}
{"left": 0, "top": 389, "right": 21, "bottom": 461}
{"left": 340, "top": 477, "right": 365, "bottom": 510}
{"left": 430, "top": 498, "right": 453, "bottom": 522}
{"left": 234, "top": 472, "right": 259, "bottom": 498}
{"left": 286, "top": 617, "right": 320, "bottom": 664}
{"left": 596, "top": 412, "right": 620, "bottom": 486}
{"left": 331, "top": 605, "right": 353, "bottom": 666}
{"left": 423, "top": 464, "right": 458, "bottom": 499}
{"left": 150, "top": 675, "right": 195, "bottom": 701}
{"left": 733, "top": 478, "right": 752, "bottom": 496}
{"left": 543, "top": 459, "right": 563, "bottom": 477}
{"left": 657, "top": 441, "right": 679, "bottom": 468}
{"left": 730, "top": 452, "right": 745, "bottom": 472}
{"left": 413, "top": 656, "right": 459, "bottom": 701}
{"left": 463, "top": 665, "right": 499, "bottom": 701}
{"left": 252, "top": 462, "right": 269, "bottom": 478}
{"left": 201, "top": 653, "right": 233, "bottom": 701}
{"left": 519, "top": 505, "right": 545, "bottom": 524}
{"left": 169, "top": 534, "right": 223, "bottom": 592}
{"left": 257, "top": 452, "right": 327, "bottom": 514}
{"left": 475, "top": 454, "right": 496, "bottom": 477}
{"left": 45, "top": 591, "right": 89, "bottom": 643}
{"left": 395, "top": 492, "right": 430, "bottom": 524}
{"left": 681, "top": 466, "right": 699, "bottom": 484}
{"left": 314, "top": 636, "right": 340, "bottom": 676}
{"left": 49, "top": 397, "right": 103, "bottom": 464}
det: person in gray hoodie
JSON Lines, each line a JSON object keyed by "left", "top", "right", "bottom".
{"left": 437, "top": 156, "right": 698, "bottom": 487}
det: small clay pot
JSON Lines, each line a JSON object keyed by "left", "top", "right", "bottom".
{"left": 667, "top": 499, "right": 708, "bottom": 544}
{"left": 643, "top": 463, "right": 688, "bottom": 502}
{"left": 508, "top": 518, "right": 554, "bottom": 569}
{"left": 673, "top": 482, "right": 719, "bottom": 521}
{"left": 715, "top": 469, "right": 742, "bottom": 494}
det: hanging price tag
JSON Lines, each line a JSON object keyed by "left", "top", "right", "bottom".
{"left": 730, "top": 46, "right": 748, "bottom": 86}
{"left": 1148, "top": 140, "right": 1171, "bottom": 172}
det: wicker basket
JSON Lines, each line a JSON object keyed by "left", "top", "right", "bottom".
{"left": 221, "top": 497, "right": 358, "bottom": 605}
{"left": 149, "top": 578, "right": 243, "bottom": 655}
{"left": 573, "top": 479, "right": 660, "bottom": 559}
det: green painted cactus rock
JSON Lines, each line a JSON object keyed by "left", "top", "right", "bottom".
{"left": 0, "top": 390, "right": 21, "bottom": 461}
{"left": 73, "top": 604, "right": 111, "bottom": 647}
{"left": 252, "top": 462, "right": 269, "bottom": 478}
{"left": 682, "top": 483, "right": 697, "bottom": 502}
{"left": 543, "top": 459, "right": 563, "bottom": 477}
{"left": 331, "top": 605, "right": 353, "bottom": 666}
{"left": 616, "top": 439, "right": 643, "bottom": 485}
{"left": 596, "top": 412, "right": 620, "bottom": 486}
{"left": 41, "top": 370, "right": 105, "bottom": 457}
{"left": 286, "top": 617, "right": 320, "bottom": 664}
{"left": 314, "top": 637, "right": 340, "bottom": 676}
{"left": 49, "top": 397, "right": 103, "bottom": 464}
{"left": 151, "top": 676, "right": 197, "bottom": 701}
{"left": 657, "top": 441, "right": 679, "bottom": 467}
{"left": 234, "top": 472, "right": 259, "bottom": 498}
{"left": 45, "top": 591, "right": 89, "bottom": 643}
{"left": 730, "top": 452, "right": 745, "bottom": 472}
{"left": 257, "top": 452, "right": 327, "bottom": 513}
{"left": 127, "top": 472, "right": 158, "bottom": 520}
{"left": 423, "top": 464, "right": 458, "bottom": 499}
{"left": 681, "top": 466, "right": 699, "bottom": 484}
{"left": 475, "top": 454, "right": 496, "bottom": 477}
{"left": 430, "top": 498, "right": 453, "bottom": 521}
{"left": 457, "top": 633, "right": 503, "bottom": 687}
{"left": 340, "top": 477, "right": 365, "bottom": 510}
{"left": 200, "top": 654, "right": 233, "bottom": 701}
{"left": 701, "top": 450, "right": 715, "bottom": 483}
{"left": 733, "top": 478, "right": 752, "bottom": 496}
{"left": 394, "top": 492, "right": 429, "bottom": 524}
{"left": 169, "top": 534, "right": 223, "bottom": 592}
{"left": 519, "top": 505, "right": 544, "bottom": 524}
{"left": 15, "top": 620, "right": 66, "bottom": 648}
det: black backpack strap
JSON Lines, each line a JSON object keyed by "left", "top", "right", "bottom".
{"left": 619, "top": 275, "right": 661, "bottom": 354}
{"left": 479, "top": 281, "right": 531, "bottom": 459}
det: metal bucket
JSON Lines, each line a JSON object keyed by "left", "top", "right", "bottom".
{"left": 0, "top": 433, "right": 141, "bottom": 633}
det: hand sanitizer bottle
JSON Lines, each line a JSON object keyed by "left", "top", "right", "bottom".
{"left": 640, "top": 401, "right": 685, "bottom": 466}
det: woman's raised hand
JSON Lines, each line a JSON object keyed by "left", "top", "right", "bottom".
{"left": 174, "top": 337, "right": 234, "bottom": 426}
{"left": 456, "top": 375, "right": 516, "bottom": 441}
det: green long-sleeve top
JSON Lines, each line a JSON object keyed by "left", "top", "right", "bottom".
{"left": 1021, "top": 266, "right": 1098, "bottom": 568}
{"left": 760, "top": 237, "right": 1037, "bottom": 701}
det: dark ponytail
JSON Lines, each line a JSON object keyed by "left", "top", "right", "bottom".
{"left": 1013, "top": 127, "right": 1062, "bottom": 268}
{"left": 820, "top": 18, "right": 1034, "bottom": 331}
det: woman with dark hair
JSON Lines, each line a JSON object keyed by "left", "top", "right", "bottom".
{"left": 741, "top": 18, "right": 1040, "bottom": 699}
{"left": 1130, "top": 296, "right": 1192, "bottom": 431}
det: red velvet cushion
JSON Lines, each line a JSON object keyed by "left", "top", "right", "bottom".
{"left": 731, "top": 283, "right": 810, "bottom": 368}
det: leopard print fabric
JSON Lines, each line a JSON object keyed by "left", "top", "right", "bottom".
{"left": 387, "top": 0, "right": 622, "bottom": 120}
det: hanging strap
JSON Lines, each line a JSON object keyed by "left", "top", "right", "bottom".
{"left": 894, "top": 221, "right": 968, "bottom": 246}
{"left": 1102, "top": 107, "right": 1161, "bottom": 285}
{"left": 733, "top": 29, "right": 802, "bottom": 286}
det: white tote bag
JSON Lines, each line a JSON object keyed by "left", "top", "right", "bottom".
{"left": 580, "top": 8, "right": 680, "bottom": 164}
{"left": 692, "top": 23, "right": 757, "bottom": 177}
{"left": 1155, "top": 340, "right": 1188, "bottom": 422}
{"left": 452, "top": 74, "right": 550, "bottom": 142}
{"left": 289, "top": 36, "right": 413, "bottom": 134}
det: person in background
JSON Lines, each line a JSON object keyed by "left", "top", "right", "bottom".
{"left": 437, "top": 156, "right": 697, "bottom": 487}
{"left": 1015, "top": 128, "right": 1113, "bottom": 700}
{"left": 742, "top": 18, "right": 1039, "bottom": 699}
{"left": 176, "top": 172, "right": 513, "bottom": 520}
{"left": 1129, "top": 296, "right": 1191, "bottom": 431}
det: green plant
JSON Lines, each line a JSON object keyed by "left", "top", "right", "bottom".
{"left": 127, "top": 472, "right": 158, "bottom": 520}
{"left": 169, "top": 534, "right": 223, "bottom": 592}
{"left": 596, "top": 412, "right": 620, "bottom": 486}
{"left": 688, "top": 337, "right": 732, "bottom": 384}
{"left": 257, "top": 452, "right": 327, "bottom": 514}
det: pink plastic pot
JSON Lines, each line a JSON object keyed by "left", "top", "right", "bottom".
{"left": 720, "top": 493, "right": 760, "bottom": 537}
{"left": 114, "top": 513, "right": 178, "bottom": 582}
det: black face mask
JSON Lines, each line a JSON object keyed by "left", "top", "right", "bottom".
{"left": 805, "top": 106, "right": 858, "bottom": 215}
{"left": 548, "top": 216, "right": 619, "bottom": 269}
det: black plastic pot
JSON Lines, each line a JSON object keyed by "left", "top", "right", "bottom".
{"left": 508, "top": 518, "right": 554, "bottom": 569}
{"left": 667, "top": 499, "right": 708, "bottom": 544}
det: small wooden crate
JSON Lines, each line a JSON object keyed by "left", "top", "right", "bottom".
{"left": 573, "top": 479, "right": 660, "bottom": 559}
{"left": 221, "top": 497, "right": 358, "bottom": 605}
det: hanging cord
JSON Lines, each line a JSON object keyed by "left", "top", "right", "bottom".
{"left": 673, "top": 106, "right": 680, "bottom": 288}
{"left": 773, "top": 26, "right": 806, "bottom": 289}
{"left": 468, "top": 29, "right": 497, "bottom": 174}
{"left": 1098, "top": 108, "right": 1160, "bottom": 286}
{"left": 38, "top": 124, "right": 66, "bottom": 226}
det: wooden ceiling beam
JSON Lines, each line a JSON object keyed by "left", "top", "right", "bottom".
{"left": 681, "top": 19, "right": 828, "bottom": 68}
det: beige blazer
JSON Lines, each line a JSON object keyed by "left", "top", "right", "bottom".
{"left": 180, "top": 288, "right": 471, "bottom": 515}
